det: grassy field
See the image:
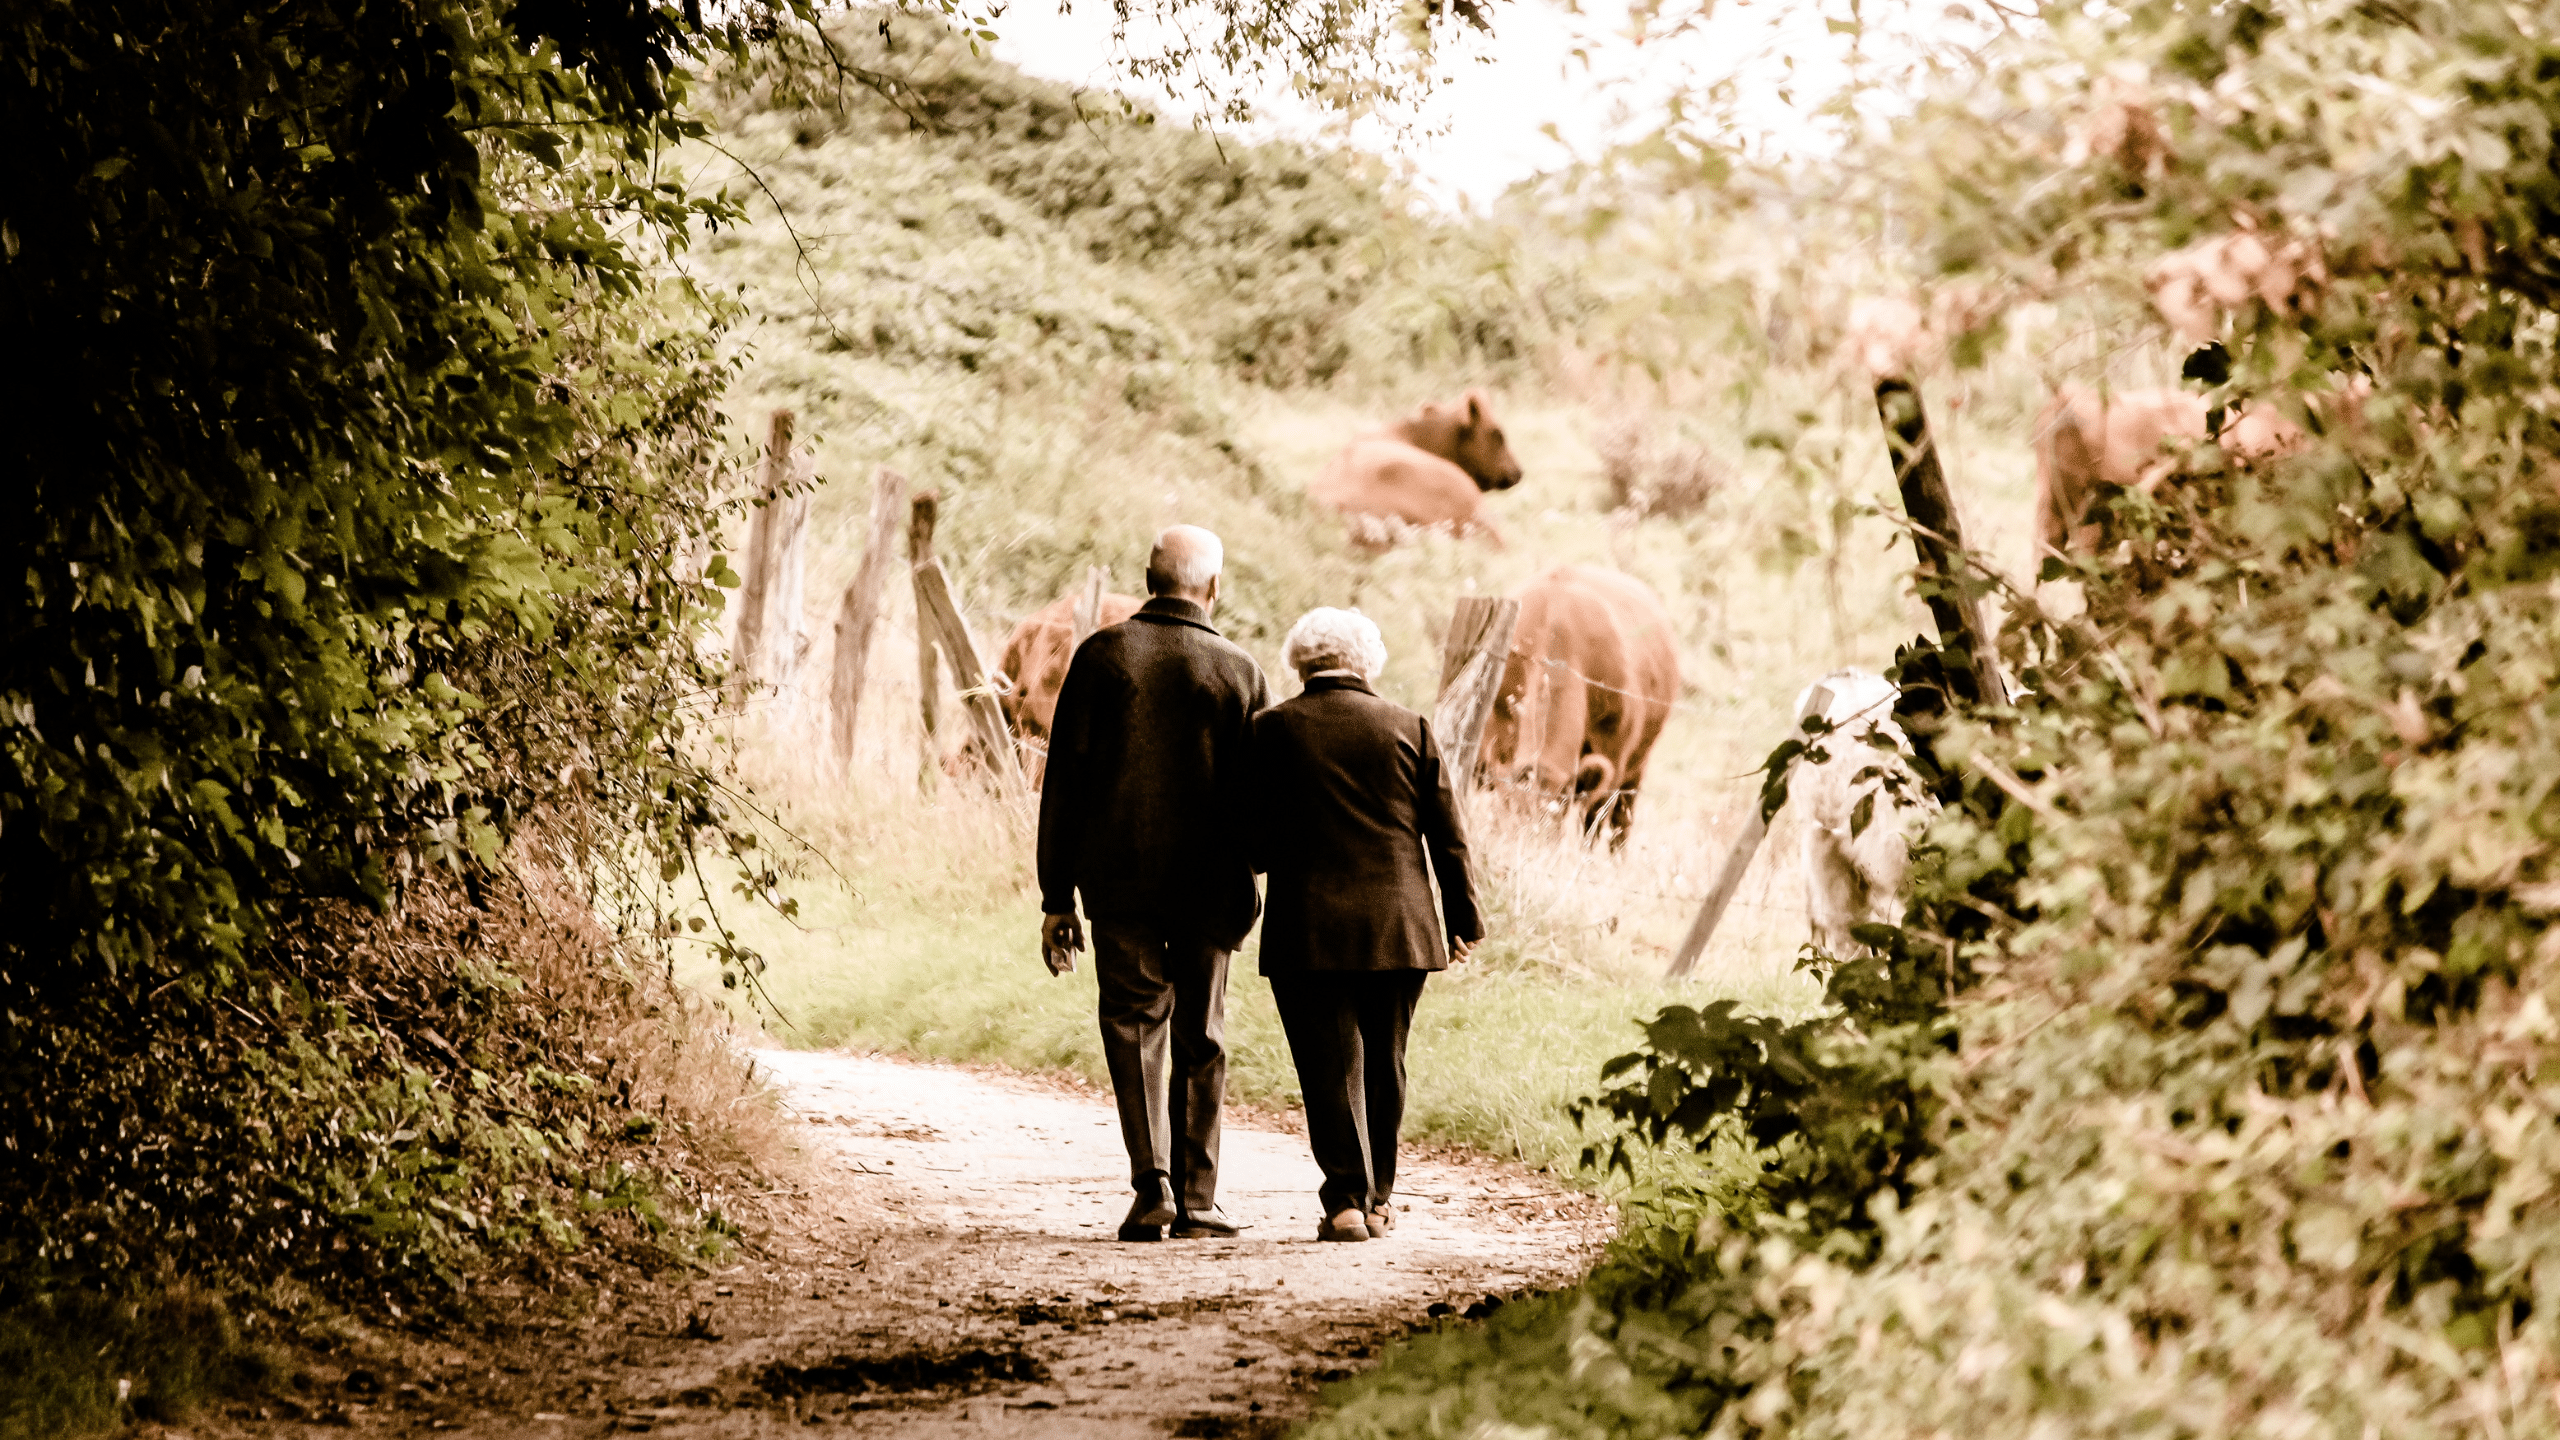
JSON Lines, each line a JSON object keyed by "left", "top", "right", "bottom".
{"left": 684, "top": 765, "right": 1832, "bottom": 1170}
{"left": 669, "top": 15, "right": 2058, "bottom": 1183}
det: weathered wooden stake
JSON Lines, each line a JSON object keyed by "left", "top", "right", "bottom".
{"left": 828, "top": 467, "right": 907, "bottom": 772}
{"left": 1070, "top": 565, "right": 1108, "bottom": 650}
{"left": 1874, "top": 377, "right": 2003, "bottom": 707}
{"left": 909, "top": 494, "right": 941, "bottom": 789}
{"left": 731, "top": 409, "right": 816, "bottom": 713}
{"left": 1432, "top": 596, "right": 1520, "bottom": 792}
{"left": 1665, "top": 681, "right": 1836, "bottom": 981}
{"left": 907, "top": 493, "right": 1026, "bottom": 797}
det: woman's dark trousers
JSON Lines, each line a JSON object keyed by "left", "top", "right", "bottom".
{"left": 1269, "top": 970, "right": 1428, "bottom": 1216}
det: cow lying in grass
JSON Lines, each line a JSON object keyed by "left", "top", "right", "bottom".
{"left": 1309, "top": 391, "right": 1522, "bottom": 549}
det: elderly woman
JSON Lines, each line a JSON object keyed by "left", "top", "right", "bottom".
{"left": 1251, "top": 607, "right": 1482, "bottom": 1243}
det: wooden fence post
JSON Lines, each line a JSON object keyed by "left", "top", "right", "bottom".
{"left": 1070, "top": 565, "right": 1107, "bottom": 650}
{"left": 1665, "top": 680, "right": 1837, "bottom": 980}
{"left": 1874, "top": 377, "right": 2003, "bottom": 707}
{"left": 828, "top": 466, "right": 907, "bottom": 772}
{"left": 908, "top": 494, "right": 941, "bottom": 789}
{"left": 1433, "top": 596, "right": 1520, "bottom": 791}
{"left": 731, "top": 409, "right": 816, "bottom": 714}
{"left": 907, "top": 494, "right": 1026, "bottom": 798}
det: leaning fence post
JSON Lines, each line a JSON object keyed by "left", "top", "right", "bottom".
{"left": 1665, "top": 681, "right": 1836, "bottom": 981}
{"left": 1873, "top": 376, "right": 2003, "bottom": 707}
{"left": 1070, "top": 565, "right": 1108, "bottom": 650}
{"left": 907, "top": 497, "right": 1026, "bottom": 799}
{"left": 829, "top": 466, "right": 907, "bottom": 774}
{"left": 1432, "top": 596, "right": 1520, "bottom": 793}
{"left": 908, "top": 494, "right": 942, "bottom": 791}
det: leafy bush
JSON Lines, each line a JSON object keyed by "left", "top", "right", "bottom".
{"left": 1305, "top": 1, "right": 2560, "bottom": 1434}
{"left": 0, "top": 0, "right": 780, "bottom": 1300}
{"left": 718, "top": 13, "right": 1575, "bottom": 391}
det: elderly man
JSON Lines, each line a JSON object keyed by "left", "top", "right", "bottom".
{"left": 1037, "top": 526, "right": 1271, "bottom": 1242}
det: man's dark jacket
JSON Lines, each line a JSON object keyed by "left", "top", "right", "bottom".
{"left": 1037, "top": 596, "right": 1272, "bottom": 949}
{"left": 1248, "top": 674, "right": 1482, "bottom": 974}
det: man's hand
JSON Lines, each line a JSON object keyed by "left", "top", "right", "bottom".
{"left": 1450, "top": 935, "right": 1479, "bottom": 964}
{"left": 1041, "top": 913, "right": 1086, "bottom": 976}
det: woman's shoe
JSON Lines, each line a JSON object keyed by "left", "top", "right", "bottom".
{"left": 1318, "top": 1209, "right": 1372, "bottom": 1243}
{"left": 1365, "top": 1203, "right": 1395, "bottom": 1238}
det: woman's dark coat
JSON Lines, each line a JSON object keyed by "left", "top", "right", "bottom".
{"left": 1248, "top": 674, "right": 1482, "bottom": 974}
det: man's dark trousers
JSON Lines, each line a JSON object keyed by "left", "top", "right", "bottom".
{"left": 1093, "top": 920, "right": 1230, "bottom": 1210}
{"left": 1267, "top": 970, "right": 1426, "bottom": 1216}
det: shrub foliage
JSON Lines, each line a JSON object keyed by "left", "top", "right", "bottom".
{"left": 1308, "top": 1, "right": 2560, "bottom": 1434}
{"left": 0, "top": 0, "right": 777, "bottom": 1292}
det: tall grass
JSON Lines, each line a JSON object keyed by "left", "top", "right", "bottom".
{"left": 683, "top": 774, "right": 1827, "bottom": 1173}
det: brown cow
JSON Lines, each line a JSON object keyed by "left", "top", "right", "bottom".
{"left": 991, "top": 587, "right": 1143, "bottom": 787}
{"left": 2032, "top": 386, "right": 2305, "bottom": 559}
{"left": 1479, "top": 564, "right": 1680, "bottom": 848}
{"left": 1308, "top": 390, "right": 1524, "bottom": 549}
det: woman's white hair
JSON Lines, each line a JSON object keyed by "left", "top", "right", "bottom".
{"left": 1283, "top": 607, "right": 1387, "bottom": 681}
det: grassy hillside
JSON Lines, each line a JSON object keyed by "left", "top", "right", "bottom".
{"left": 665, "top": 13, "right": 2063, "bottom": 1172}
{"left": 687, "top": 15, "right": 1574, "bottom": 645}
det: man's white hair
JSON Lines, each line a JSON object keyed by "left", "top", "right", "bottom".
{"left": 1147, "top": 525, "right": 1223, "bottom": 594}
{"left": 1283, "top": 607, "right": 1387, "bottom": 681}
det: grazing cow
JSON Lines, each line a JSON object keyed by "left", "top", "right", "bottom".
{"left": 1792, "top": 669, "right": 1920, "bottom": 957}
{"left": 1308, "top": 390, "right": 1524, "bottom": 549}
{"left": 991, "top": 587, "right": 1143, "bottom": 786}
{"left": 2032, "top": 386, "right": 2304, "bottom": 560}
{"left": 1479, "top": 565, "right": 1680, "bottom": 848}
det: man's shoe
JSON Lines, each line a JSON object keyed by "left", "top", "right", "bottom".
{"left": 1118, "top": 1177, "right": 1178, "bottom": 1242}
{"left": 1172, "top": 1207, "right": 1243, "bottom": 1239}
{"left": 1365, "top": 1202, "right": 1395, "bottom": 1239}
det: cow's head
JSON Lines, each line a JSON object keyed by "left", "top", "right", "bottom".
{"left": 1410, "top": 390, "right": 1524, "bottom": 493}
{"left": 1477, "top": 643, "right": 1628, "bottom": 840}
{"left": 1476, "top": 651, "right": 1574, "bottom": 796}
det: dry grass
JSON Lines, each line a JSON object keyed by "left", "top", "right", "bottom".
{"left": 513, "top": 864, "right": 804, "bottom": 1196}
{"left": 1592, "top": 411, "right": 1726, "bottom": 520}
{"left": 1462, "top": 791, "right": 1833, "bottom": 1015}
{"left": 296, "top": 844, "right": 808, "bottom": 1259}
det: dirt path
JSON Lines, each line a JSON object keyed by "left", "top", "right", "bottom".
{"left": 209, "top": 1049, "right": 1609, "bottom": 1439}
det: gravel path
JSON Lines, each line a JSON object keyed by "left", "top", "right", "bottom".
{"left": 196, "top": 1048, "right": 1609, "bottom": 1439}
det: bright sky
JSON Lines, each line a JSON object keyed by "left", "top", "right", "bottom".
{"left": 989, "top": 0, "right": 1893, "bottom": 209}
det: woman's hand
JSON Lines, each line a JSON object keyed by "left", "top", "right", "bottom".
{"left": 1449, "top": 935, "right": 1478, "bottom": 964}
